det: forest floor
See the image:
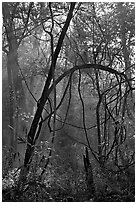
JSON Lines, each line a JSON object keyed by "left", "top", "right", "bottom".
{"left": 2, "top": 167, "right": 135, "bottom": 202}
{"left": 2, "top": 185, "right": 135, "bottom": 202}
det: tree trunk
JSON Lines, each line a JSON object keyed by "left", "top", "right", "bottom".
{"left": 7, "top": 46, "right": 26, "bottom": 151}
{"left": 7, "top": 54, "right": 15, "bottom": 149}
{"left": 3, "top": 2, "right": 26, "bottom": 151}
{"left": 83, "top": 147, "right": 95, "bottom": 197}
{"left": 117, "top": 3, "right": 132, "bottom": 77}
{"left": 17, "top": 3, "right": 76, "bottom": 188}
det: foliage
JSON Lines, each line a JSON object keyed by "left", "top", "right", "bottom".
{"left": 2, "top": 139, "right": 135, "bottom": 201}
{"left": 2, "top": 2, "right": 135, "bottom": 202}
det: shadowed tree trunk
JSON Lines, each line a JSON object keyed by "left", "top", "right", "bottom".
{"left": 83, "top": 147, "right": 95, "bottom": 197}
{"left": 17, "top": 2, "right": 76, "bottom": 188}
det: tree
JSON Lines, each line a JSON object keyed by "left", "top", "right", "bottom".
{"left": 17, "top": 2, "right": 76, "bottom": 186}
{"left": 2, "top": 3, "right": 36, "bottom": 151}
{"left": 2, "top": 2, "right": 135, "bottom": 201}
{"left": 2, "top": 2, "right": 51, "bottom": 151}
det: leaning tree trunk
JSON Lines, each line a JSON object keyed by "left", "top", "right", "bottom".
{"left": 17, "top": 3, "right": 76, "bottom": 189}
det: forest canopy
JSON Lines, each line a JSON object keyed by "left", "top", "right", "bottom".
{"left": 2, "top": 2, "right": 135, "bottom": 202}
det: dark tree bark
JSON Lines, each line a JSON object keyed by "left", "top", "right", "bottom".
{"left": 83, "top": 147, "right": 95, "bottom": 197}
{"left": 17, "top": 3, "right": 76, "bottom": 187}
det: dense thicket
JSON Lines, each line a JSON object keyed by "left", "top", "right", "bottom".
{"left": 2, "top": 2, "right": 135, "bottom": 202}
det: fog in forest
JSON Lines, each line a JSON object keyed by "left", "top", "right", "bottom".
{"left": 2, "top": 2, "right": 135, "bottom": 202}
